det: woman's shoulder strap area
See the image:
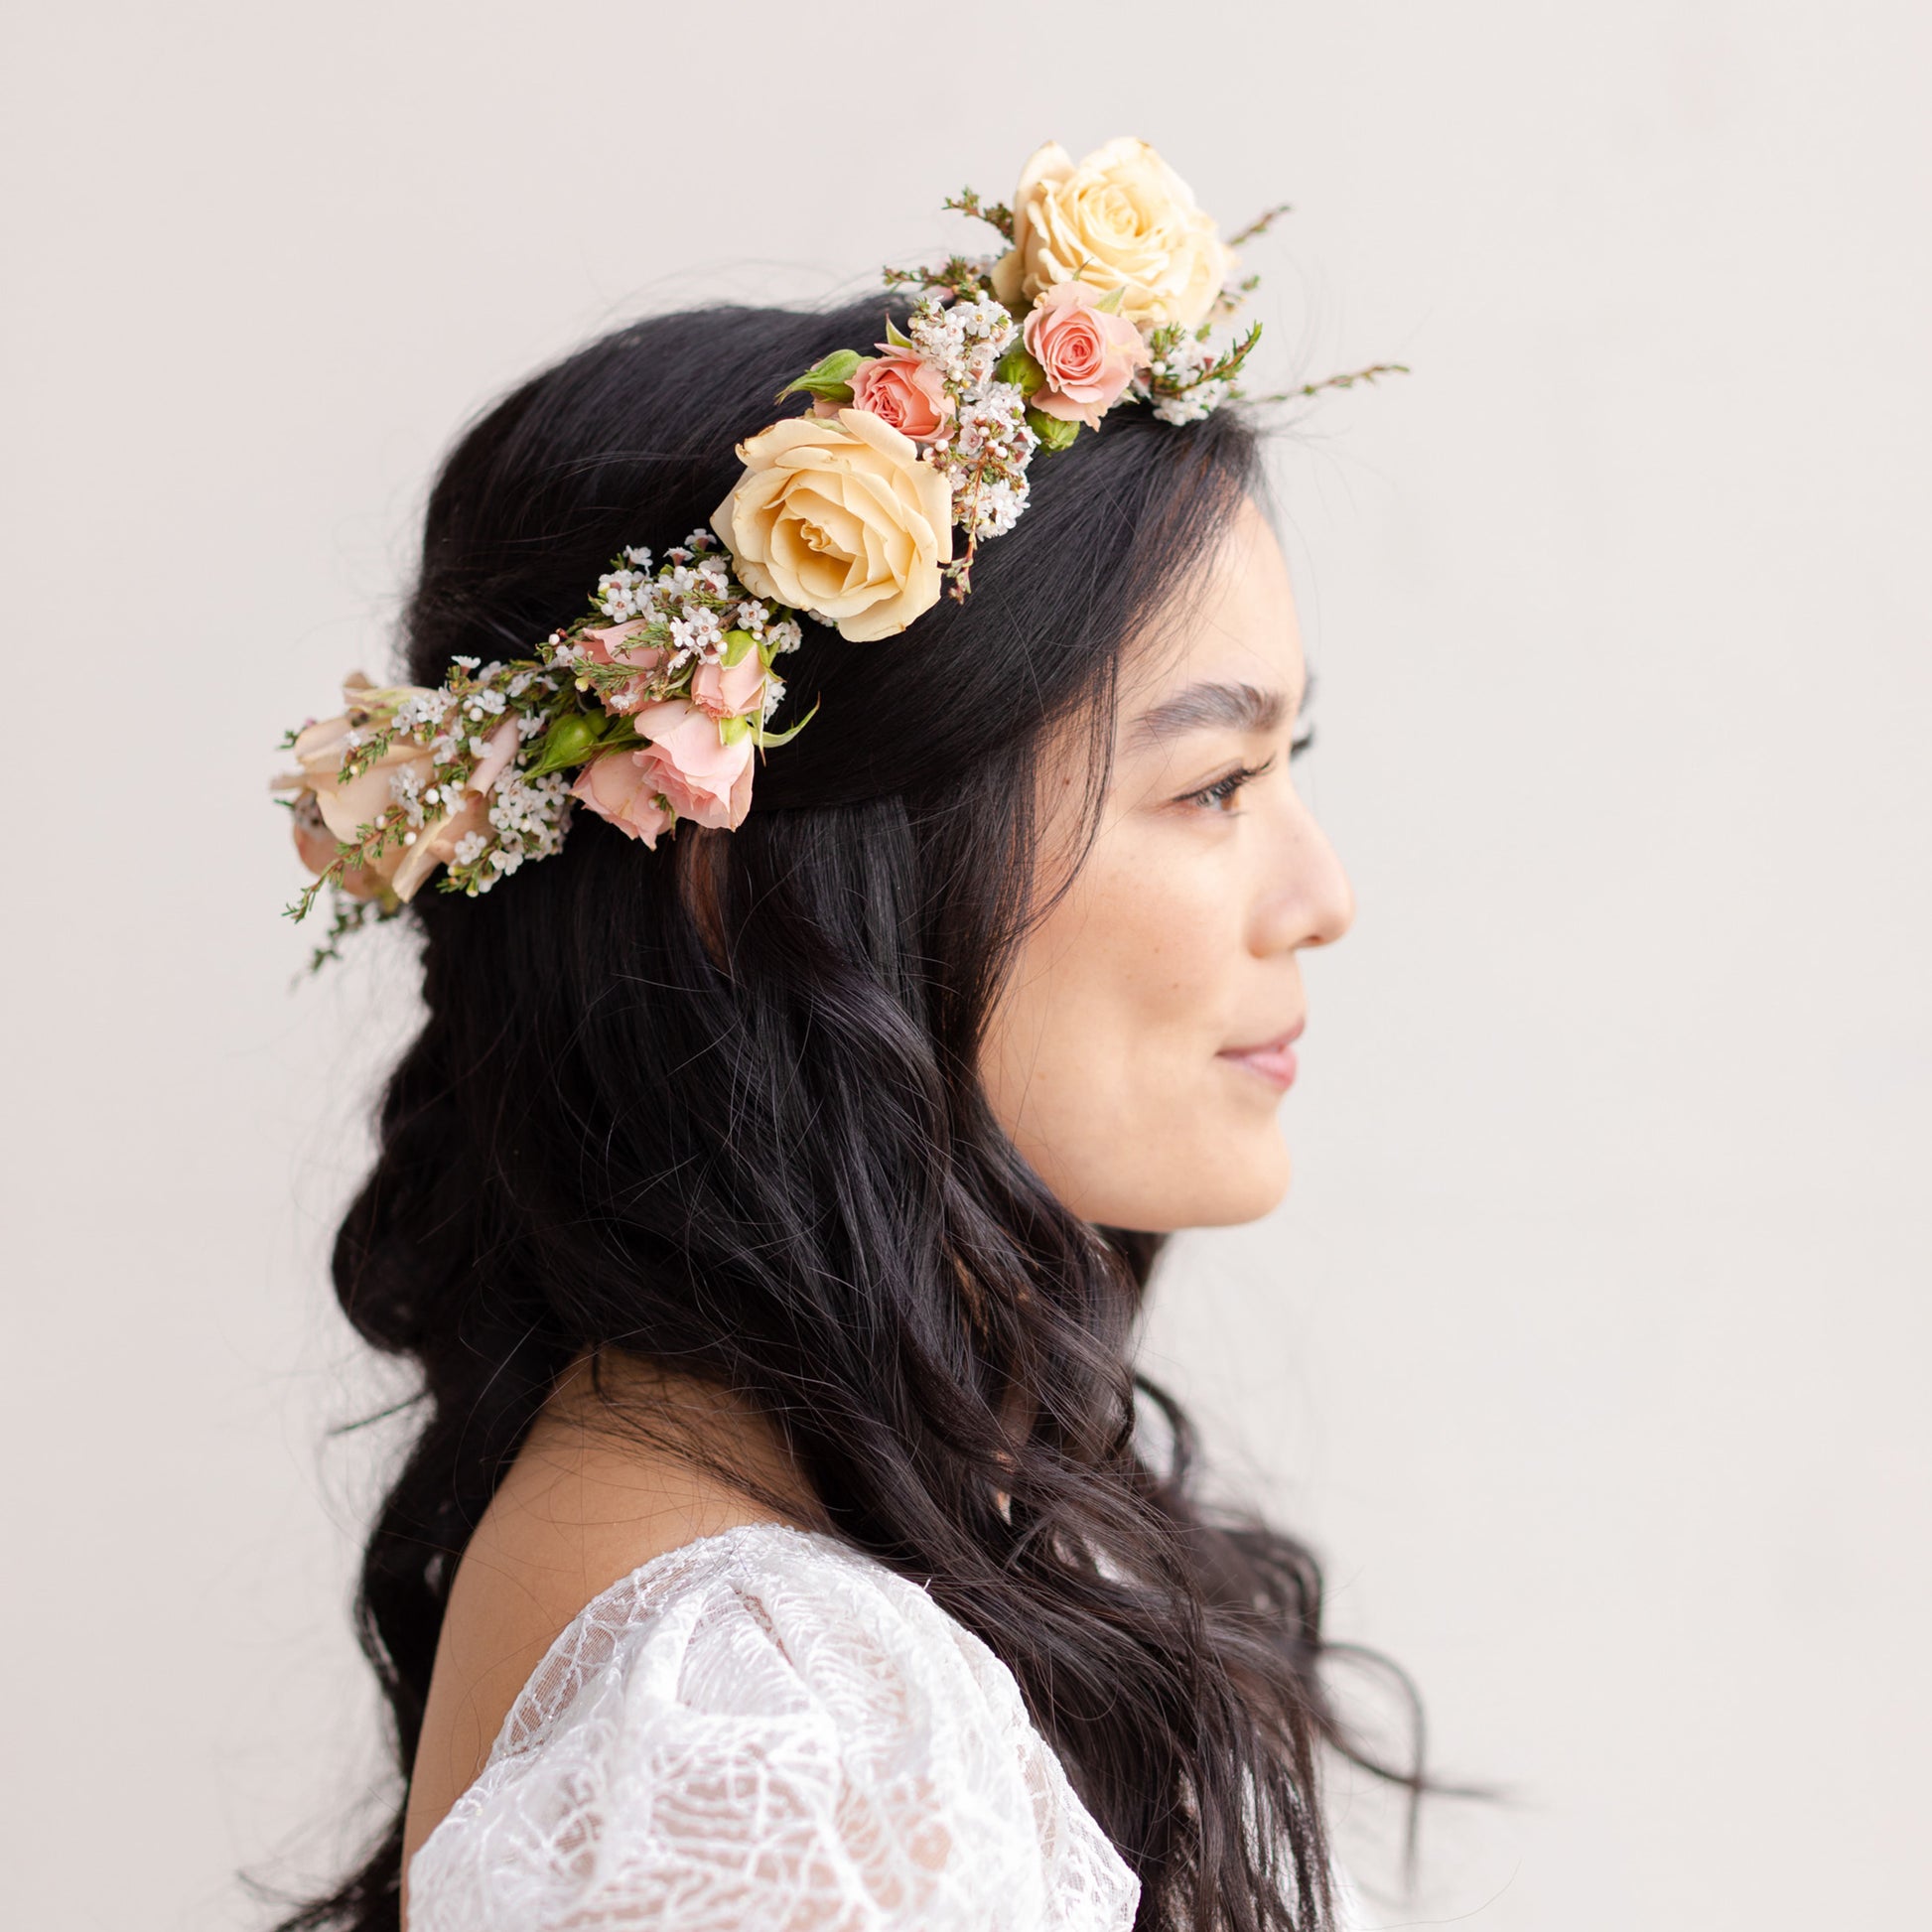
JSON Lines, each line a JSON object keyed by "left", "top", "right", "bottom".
{"left": 407, "top": 1522, "right": 1140, "bottom": 1932}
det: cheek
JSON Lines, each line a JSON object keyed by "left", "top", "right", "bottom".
{"left": 998, "top": 839, "right": 1232, "bottom": 1089}
{"left": 982, "top": 828, "right": 1282, "bottom": 1228}
{"left": 1076, "top": 849, "right": 1234, "bottom": 1041}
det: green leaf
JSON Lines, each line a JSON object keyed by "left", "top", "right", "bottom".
{"left": 1025, "top": 406, "right": 1080, "bottom": 453}
{"left": 776, "top": 349, "right": 863, "bottom": 403}
{"left": 1094, "top": 284, "right": 1127, "bottom": 314}
{"left": 750, "top": 700, "right": 819, "bottom": 750}
{"left": 722, "top": 628, "right": 757, "bottom": 667}
{"left": 883, "top": 316, "right": 917, "bottom": 351}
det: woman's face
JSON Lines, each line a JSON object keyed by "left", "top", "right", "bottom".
{"left": 981, "top": 498, "right": 1353, "bottom": 1231}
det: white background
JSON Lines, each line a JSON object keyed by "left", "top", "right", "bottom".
{"left": 3, "top": 3, "right": 1927, "bottom": 1927}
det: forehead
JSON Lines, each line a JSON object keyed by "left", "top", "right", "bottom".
{"left": 1118, "top": 498, "right": 1305, "bottom": 718}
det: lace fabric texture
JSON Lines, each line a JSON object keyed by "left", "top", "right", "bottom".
{"left": 408, "top": 1522, "right": 1142, "bottom": 1931}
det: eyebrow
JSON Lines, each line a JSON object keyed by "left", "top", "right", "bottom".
{"left": 1126, "top": 676, "right": 1308, "bottom": 750}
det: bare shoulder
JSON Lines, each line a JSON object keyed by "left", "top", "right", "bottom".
{"left": 399, "top": 1358, "right": 821, "bottom": 1907}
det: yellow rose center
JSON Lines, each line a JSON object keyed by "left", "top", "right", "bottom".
{"left": 799, "top": 518, "right": 837, "bottom": 555}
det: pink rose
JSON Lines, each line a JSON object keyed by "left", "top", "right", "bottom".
{"left": 571, "top": 750, "right": 675, "bottom": 847}
{"left": 578, "top": 620, "right": 668, "bottom": 713}
{"left": 1022, "top": 282, "right": 1150, "bottom": 430}
{"left": 690, "top": 653, "right": 767, "bottom": 721}
{"left": 849, "top": 346, "right": 953, "bottom": 442}
{"left": 578, "top": 620, "right": 663, "bottom": 670}
{"left": 631, "top": 698, "right": 756, "bottom": 831}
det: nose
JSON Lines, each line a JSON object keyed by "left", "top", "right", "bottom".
{"left": 1254, "top": 796, "right": 1354, "bottom": 955}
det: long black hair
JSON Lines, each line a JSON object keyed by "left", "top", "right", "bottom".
{"left": 286, "top": 294, "right": 1419, "bottom": 1931}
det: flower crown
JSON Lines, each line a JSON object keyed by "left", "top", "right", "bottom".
{"left": 276, "top": 137, "right": 1401, "bottom": 964}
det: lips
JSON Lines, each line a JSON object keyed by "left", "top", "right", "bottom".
{"left": 1217, "top": 1019, "right": 1305, "bottom": 1091}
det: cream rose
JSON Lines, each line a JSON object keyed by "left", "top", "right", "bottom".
{"left": 711, "top": 408, "right": 953, "bottom": 644}
{"left": 991, "top": 137, "right": 1233, "bottom": 330}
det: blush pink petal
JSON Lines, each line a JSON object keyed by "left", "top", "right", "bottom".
{"left": 1023, "top": 281, "right": 1150, "bottom": 430}
{"left": 849, "top": 348, "right": 953, "bottom": 442}
{"left": 691, "top": 655, "right": 767, "bottom": 719}
{"left": 571, "top": 751, "right": 674, "bottom": 847}
{"left": 632, "top": 699, "right": 757, "bottom": 831}
{"left": 578, "top": 622, "right": 669, "bottom": 713}
{"left": 465, "top": 717, "right": 521, "bottom": 796}
{"left": 579, "top": 621, "right": 663, "bottom": 669}
{"left": 390, "top": 793, "right": 490, "bottom": 901}
{"left": 291, "top": 800, "right": 342, "bottom": 878}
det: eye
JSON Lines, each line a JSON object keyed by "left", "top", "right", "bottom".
{"left": 1180, "top": 757, "right": 1276, "bottom": 813}
{"left": 1290, "top": 720, "right": 1315, "bottom": 760}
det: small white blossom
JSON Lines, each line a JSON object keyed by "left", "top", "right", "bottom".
{"left": 596, "top": 568, "right": 654, "bottom": 621}
{"left": 669, "top": 608, "right": 725, "bottom": 658}
{"left": 968, "top": 475, "right": 1029, "bottom": 538}
{"left": 1153, "top": 381, "right": 1227, "bottom": 425}
{"left": 453, "top": 832, "right": 488, "bottom": 867}
{"left": 388, "top": 763, "right": 426, "bottom": 826}
{"left": 486, "top": 769, "right": 571, "bottom": 864}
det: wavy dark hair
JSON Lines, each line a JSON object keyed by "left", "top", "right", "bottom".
{"left": 285, "top": 293, "right": 1420, "bottom": 1932}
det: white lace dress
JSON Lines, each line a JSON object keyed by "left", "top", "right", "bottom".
{"left": 408, "top": 1521, "right": 1143, "bottom": 1931}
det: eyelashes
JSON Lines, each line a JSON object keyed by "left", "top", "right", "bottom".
{"left": 1183, "top": 756, "right": 1277, "bottom": 811}
{"left": 1177, "top": 723, "right": 1314, "bottom": 813}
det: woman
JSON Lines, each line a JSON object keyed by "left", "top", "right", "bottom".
{"left": 279, "top": 145, "right": 1413, "bottom": 1932}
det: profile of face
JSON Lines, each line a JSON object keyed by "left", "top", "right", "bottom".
{"left": 980, "top": 498, "right": 1353, "bottom": 1232}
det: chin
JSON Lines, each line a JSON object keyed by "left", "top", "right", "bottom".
{"left": 1081, "top": 1134, "right": 1294, "bottom": 1234}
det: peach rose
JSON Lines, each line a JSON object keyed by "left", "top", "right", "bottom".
{"left": 849, "top": 346, "right": 953, "bottom": 442}
{"left": 991, "top": 137, "right": 1232, "bottom": 330}
{"left": 278, "top": 676, "right": 515, "bottom": 901}
{"left": 571, "top": 749, "right": 675, "bottom": 847}
{"left": 632, "top": 698, "right": 756, "bottom": 831}
{"left": 1022, "top": 283, "right": 1150, "bottom": 429}
{"left": 711, "top": 407, "right": 953, "bottom": 643}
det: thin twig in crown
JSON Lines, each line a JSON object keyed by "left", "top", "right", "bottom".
{"left": 1253, "top": 361, "right": 1412, "bottom": 404}
{"left": 947, "top": 450, "right": 994, "bottom": 601}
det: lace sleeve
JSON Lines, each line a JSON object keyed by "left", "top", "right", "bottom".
{"left": 407, "top": 1524, "right": 1140, "bottom": 1932}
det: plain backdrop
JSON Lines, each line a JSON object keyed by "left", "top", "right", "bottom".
{"left": 3, "top": 3, "right": 1927, "bottom": 1927}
